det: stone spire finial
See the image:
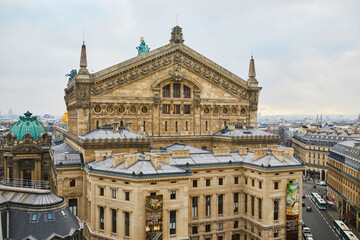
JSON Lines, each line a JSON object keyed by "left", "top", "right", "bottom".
{"left": 247, "top": 56, "right": 258, "bottom": 85}
{"left": 170, "top": 26, "right": 184, "bottom": 44}
{"left": 79, "top": 42, "right": 89, "bottom": 75}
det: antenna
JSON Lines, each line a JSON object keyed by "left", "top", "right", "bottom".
{"left": 83, "top": 26, "right": 85, "bottom": 44}
{"left": 251, "top": 45, "right": 253, "bottom": 58}
{"left": 176, "top": 14, "right": 178, "bottom": 26}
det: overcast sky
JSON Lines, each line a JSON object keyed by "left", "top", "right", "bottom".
{"left": 0, "top": 0, "right": 359, "bottom": 116}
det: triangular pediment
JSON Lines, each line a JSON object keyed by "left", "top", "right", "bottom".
{"left": 90, "top": 43, "right": 251, "bottom": 100}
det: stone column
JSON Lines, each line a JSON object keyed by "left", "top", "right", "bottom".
{"left": 34, "top": 159, "right": 41, "bottom": 181}
{"left": 13, "top": 160, "right": 19, "bottom": 179}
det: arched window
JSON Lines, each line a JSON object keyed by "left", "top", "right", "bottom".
{"left": 173, "top": 84, "right": 180, "bottom": 98}
{"left": 162, "top": 85, "right": 170, "bottom": 97}
{"left": 183, "top": 85, "right": 190, "bottom": 98}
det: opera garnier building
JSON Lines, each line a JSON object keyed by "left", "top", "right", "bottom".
{"left": 52, "top": 26, "right": 305, "bottom": 240}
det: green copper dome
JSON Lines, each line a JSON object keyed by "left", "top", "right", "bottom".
{"left": 10, "top": 111, "right": 46, "bottom": 140}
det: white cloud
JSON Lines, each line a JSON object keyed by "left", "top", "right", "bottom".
{"left": 0, "top": 0, "right": 359, "bottom": 115}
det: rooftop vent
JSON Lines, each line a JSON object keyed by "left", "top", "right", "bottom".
{"left": 171, "top": 149, "right": 190, "bottom": 158}
{"left": 213, "top": 147, "right": 231, "bottom": 156}
{"left": 95, "top": 150, "right": 112, "bottom": 162}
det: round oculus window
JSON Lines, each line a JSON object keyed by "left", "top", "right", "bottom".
{"left": 94, "top": 106, "right": 101, "bottom": 113}
{"left": 118, "top": 106, "right": 125, "bottom": 113}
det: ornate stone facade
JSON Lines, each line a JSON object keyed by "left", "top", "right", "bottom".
{"left": 65, "top": 26, "right": 261, "bottom": 144}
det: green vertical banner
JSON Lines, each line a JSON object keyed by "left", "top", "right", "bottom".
{"left": 286, "top": 182, "right": 299, "bottom": 240}
{"left": 145, "top": 195, "right": 163, "bottom": 240}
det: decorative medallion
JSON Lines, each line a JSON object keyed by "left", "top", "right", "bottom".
{"left": 213, "top": 107, "right": 219, "bottom": 115}
{"left": 232, "top": 108, "right": 237, "bottom": 114}
{"left": 204, "top": 107, "right": 210, "bottom": 114}
{"left": 223, "top": 108, "right": 228, "bottom": 114}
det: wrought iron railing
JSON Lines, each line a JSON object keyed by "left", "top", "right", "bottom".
{"left": 0, "top": 177, "right": 49, "bottom": 190}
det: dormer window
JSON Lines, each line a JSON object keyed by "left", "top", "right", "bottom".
{"left": 173, "top": 83, "right": 180, "bottom": 98}
{"left": 47, "top": 213, "right": 53, "bottom": 220}
{"left": 31, "top": 213, "right": 38, "bottom": 221}
{"left": 183, "top": 85, "right": 190, "bottom": 98}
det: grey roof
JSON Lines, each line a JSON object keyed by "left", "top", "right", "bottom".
{"left": 214, "top": 127, "right": 275, "bottom": 137}
{"left": 81, "top": 126, "right": 147, "bottom": 140}
{"left": 0, "top": 186, "right": 63, "bottom": 206}
{"left": 170, "top": 151, "right": 301, "bottom": 168}
{"left": 51, "top": 141, "right": 82, "bottom": 166}
{"left": 293, "top": 131, "right": 360, "bottom": 147}
{"left": 332, "top": 140, "right": 360, "bottom": 161}
{"left": 9, "top": 207, "right": 81, "bottom": 240}
{"left": 162, "top": 143, "right": 209, "bottom": 153}
{"left": 87, "top": 156, "right": 186, "bottom": 176}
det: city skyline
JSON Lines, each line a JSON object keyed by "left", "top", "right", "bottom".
{"left": 0, "top": 0, "right": 359, "bottom": 116}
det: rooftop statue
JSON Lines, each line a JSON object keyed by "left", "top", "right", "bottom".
{"left": 136, "top": 37, "right": 150, "bottom": 56}
{"left": 66, "top": 69, "right": 77, "bottom": 82}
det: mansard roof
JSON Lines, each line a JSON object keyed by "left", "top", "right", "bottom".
{"left": 81, "top": 125, "right": 147, "bottom": 140}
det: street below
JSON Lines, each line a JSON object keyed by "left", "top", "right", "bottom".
{"left": 302, "top": 181, "right": 339, "bottom": 240}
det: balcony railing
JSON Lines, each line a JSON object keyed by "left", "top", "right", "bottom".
{"left": 0, "top": 177, "right": 50, "bottom": 190}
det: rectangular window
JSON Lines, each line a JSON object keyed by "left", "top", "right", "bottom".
{"left": 184, "top": 105, "right": 190, "bottom": 114}
{"left": 175, "top": 121, "right": 178, "bottom": 132}
{"left": 259, "top": 181, "right": 262, "bottom": 189}
{"left": 112, "top": 209, "right": 117, "bottom": 233}
{"left": 219, "top": 178, "right": 223, "bottom": 185}
{"left": 234, "top": 177, "right": 239, "bottom": 184}
{"left": 205, "top": 121, "right": 208, "bottom": 131}
{"left": 274, "top": 199, "right": 279, "bottom": 220}
{"left": 186, "top": 121, "right": 188, "bottom": 131}
{"left": 162, "top": 85, "right": 170, "bottom": 97}
{"left": 170, "top": 210, "right": 176, "bottom": 234}
{"left": 192, "top": 226, "right": 198, "bottom": 234}
{"left": 205, "top": 195, "right": 211, "bottom": 216}
{"left": 234, "top": 193, "right": 239, "bottom": 213}
{"left": 193, "top": 180, "right": 198, "bottom": 188}
{"left": 192, "top": 197, "right": 198, "bottom": 218}
{"left": 70, "top": 179, "right": 75, "bottom": 187}
{"left": 173, "top": 105, "right": 180, "bottom": 114}
{"left": 99, "top": 206, "right": 104, "bottom": 230}
{"left": 69, "top": 199, "right": 78, "bottom": 216}
{"left": 245, "top": 177, "right": 248, "bottom": 185}
{"left": 205, "top": 224, "right": 211, "bottom": 232}
{"left": 274, "top": 229, "right": 279, "bottom": 237}
{"left": 218, "top": 223, "right": 223, "bottom": 230}
{"left": 125, "top": 191, "right": 130, "bottom": 201}
{"left": 173, "top": 83, "right": 180, "bottom": 98}
{"left": 206, "top": 179, "right": 211, "bottom": 186}
{"left": 251, "top": 195, "right": 255, "bottom": 216}
{"left": 252, "top": 179, "right": 255, "bottom": 187}
{"left": 244, "top": 194, "right": 248, "bottom": 214}
{"left": 218, "top": 194, "right": 223, "bottom": 215}
{"left": 112, "top": 189, "right": 116, "bottom": 199}
{"left": 234, "top": 221, "right": 238, "bottom": 229}
{"left": 162, "top": 104, "right": 170, "bottom": 114}
{"left": 125, "top": 211, "right": 130, "bottom": 237}
{"left": 170, "top": 191, "right": 176, "bottom": 200}
{"left": 183, "top": 85, "right": 191, "bottom": 98}
{"left": 274, "top": 182, "right": 279, "bottom": 189}
{"left": 165, "top": 121, "right": 167, "bottom": 131}
{"left": 143, "top": 121, "right": 146, "bottom": 132}
{"left": 99, "top": 187, "right": 104, "bottom": 196}
{"left": 258, "top": 198, "right": 262, "bottom": 219}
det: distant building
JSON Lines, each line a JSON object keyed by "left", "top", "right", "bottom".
{"left": 327, "top": 140, "right": 360, "bottom": 232}
{"left": 292, "top": 131, "right": 360, "bottom": 181}
{"left": 0, "top": 111, "right": 53, "bottom": 186}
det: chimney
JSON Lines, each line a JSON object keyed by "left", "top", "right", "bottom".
{"left": 152, "top": 157, "right": 160, "bottom": 168}
{"left": 113, "top": 153, "right": 127, "bottom": 166}
{"left": 272, "top": 149, "right": 284, "bottom": 161}
{"left": 237, "top": 147, "right": 247, "bottom": 155}
{"left": 112, "top": 122, "right": 119, "bottom": 131}
{"left": 253, "top": 149, "right": 267, "bottom": 160}
{"left": 158, "top": 153, "right": 171, "bottom": 164}
{"left": 171, "top": 149, "right": 190, "bottom": 158}
{"left": 268, "top": 145, "right": 280, "bottom": 150}
{"left": 282, "top": 147, "right": 294, "bottom": 158}
{"left": 95, "top": 150, "right": 112, "bottom": 162}
{"left": 125, "top": 154, "right": 140, "bottom": 168}
{"left": 213, "top": 147, "right": 231, "bottom": 156}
